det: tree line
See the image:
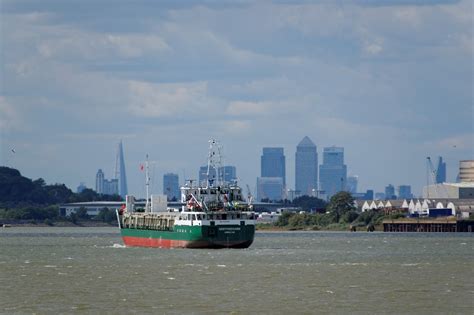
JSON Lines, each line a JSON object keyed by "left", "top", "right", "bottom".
{"left": 273, "top": 191, "right": 405, "bottom": 230}
{"left": 0, "top": 166, "right": 122, "bottom": 223}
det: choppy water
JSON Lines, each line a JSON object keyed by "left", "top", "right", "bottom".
{"left": 0, "top": 228, "right": 473, "bottom": 314}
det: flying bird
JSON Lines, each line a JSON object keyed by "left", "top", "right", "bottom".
{"left": 11, "top": 148, "right": 15, "bottom": 154}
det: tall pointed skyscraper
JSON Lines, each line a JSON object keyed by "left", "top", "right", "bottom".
{"left": 436, "top": 156, "right": 446, "bottom": 183}
{"left": 115, "top": 140, "right": 128, "bottom": 199}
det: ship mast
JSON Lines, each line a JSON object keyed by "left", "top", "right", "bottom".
{"left": 206, "top": 139, "right": 223, "bottom": 188}
{"left": 145, "top": 154, "right": 150, "bottom": 212}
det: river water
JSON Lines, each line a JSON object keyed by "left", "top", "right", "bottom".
{"left": 0, "top": 227, "right": 473, "bottom": 314}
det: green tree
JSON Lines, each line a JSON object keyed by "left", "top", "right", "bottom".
{"left": 340, "top": 211, "right": 359, "bottom": 224}
{"left": 68, "top": 212, "right": 78, "bottom": 224}
{"left": 275, "top": 212, "right": 294, "bottom": 226}
{"left": 96, "top": 207, "right": 117, "bottom": 223}
{"left": 292, "top": 196, "right": 327, "bottom": 212}
{"left": 76, "top": 207, "right": 90, "bottom": 220}
{"left": 326, "top": 191, "right": 356, "bottom": 223}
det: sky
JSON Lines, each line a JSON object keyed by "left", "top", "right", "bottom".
{"left": 0, "top": 0, "right": 472, "bottom": 198}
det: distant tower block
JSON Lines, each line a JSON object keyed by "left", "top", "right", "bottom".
{"left": 115, "top": 140, "right": 128, "bottom": 198}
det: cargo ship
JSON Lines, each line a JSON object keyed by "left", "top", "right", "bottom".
{"left": 117, "top": 140, "right": 256, "bottom": 248}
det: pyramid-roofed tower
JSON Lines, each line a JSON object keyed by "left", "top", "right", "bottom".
{"left": 297, "top": 136, "right": 316, "bottom": 147}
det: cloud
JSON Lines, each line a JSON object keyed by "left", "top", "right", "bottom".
{"left": 128, "top": 80, "right": 216, "bottom": 118}
{"left": 0, "top": 0, "right": 471, "bottom": 194}
{"left": 226, "top": 101, "right": 271, "bottom": 116}
{"left": 424, "top": 134, "right": 474, "bottom": 151}
{"left": 0, "top": 97, "right": 20, "bottom": 130}
{"left": 363, "top": 38, "right": 384, "bottom": 55}
{"left": 37, "top": 31, "right": 170, "bottom": 60}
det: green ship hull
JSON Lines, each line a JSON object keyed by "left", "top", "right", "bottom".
{"left": 121, "top": 224, "right": 255, "bottom": 248}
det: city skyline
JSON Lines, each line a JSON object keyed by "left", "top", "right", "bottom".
{"left": 0, "top": 0, "right": 472, "bottom": 198}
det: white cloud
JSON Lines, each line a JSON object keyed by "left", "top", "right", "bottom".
{"left": 220, "top": 120, "right": 253, "bottom": 135}
{"left": 226, "top": 101, "right": 271, "bottom": 116}
{"left": 364, "top": 39, "right": 384, "bottom": 55}
{"left": 1, "top": 1, "right": 471, "bottom": 195}
{"left": 128, "top": 80, "right": 215, "bottom": 118}
{"left": 37, "top": 31, "right": 170, "bottom": 60}
{"left": 0, "top": 97, "right": 20, "bottom": 130}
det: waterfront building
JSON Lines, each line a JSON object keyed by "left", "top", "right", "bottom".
{"left": 95, "top": 169, "right": 105, "bottom": 194}
{"left": 261, "top": 147, "right": 286, "bottom": 186}
{"left": 295, "top": 136, "right": 318, "bottom": 196}
{"left": 398, "top": 185, "right": 413, "bottom": 199}
{"left": 163, "top": 173, "right": 180, "bottom": 201}
{"left": 385, "top": 184, "right": 396, "bottom": 200}
{"left": 114, "top": 140, "right": 128, "bottom": 199}
{"left": 347, "top": 175, "right": 358, "bottom": 194}
{"left": 256, "top": 177, "right": 284, "bottom": 202}
{"left": 436, "top": 156, "right": 446, "bottom": 183}
{"left": 199, "top": 165, "right": 236, "bottom": 185}
{"left": 319, "top": 146, "right": 347, "bottom": 199}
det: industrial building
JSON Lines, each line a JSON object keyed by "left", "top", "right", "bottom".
{"left": 423, "top": 159, "right": 474, "bottom": 199}
{"left": 356, "top": 198, "right": 474, "bottom": 219}
{"left": 59, "top": 195, "right": 170, "bottom": 217}
{"left": 423, "top": 182, "right": 474, "bottom": 199}
{"left": 459, "top": 160, "right": 474, "bottom": 182}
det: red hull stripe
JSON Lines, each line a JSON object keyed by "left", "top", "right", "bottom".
{"left": 122, "top": 236, "right": 252, "bottom": 248}
{"left": 123, "top": 236, "right": 191, "bottom": 248}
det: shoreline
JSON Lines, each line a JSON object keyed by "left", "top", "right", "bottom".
{"left": 1, "top": 222, "right": 378, "bottom": 232}
{"left": 1, "top": 221, "right": 117, "bottom": 228}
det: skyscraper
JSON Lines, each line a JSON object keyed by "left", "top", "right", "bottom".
{"left": 163, "top": 173, "right": 180, "bottom": 201}
{"left": 319, "top": 146, "right": 347, "bottom": 199}
{"left": 347, "top": 175, "right": 358, "bottom": 194}
{"left": 261, "top": 147, "right": 285, "bottom": 185}
{"left": 256, "top": 177, "right": 284, "bottom": 202}
{"left": 115, "top": 140, "right": 128, "bottom": 199}
{"left": 385, "top": 184, "right": 396, "bottom": 199}
{"left": 96, "top": 169, "right": 104, "bottom": 194}
{"left": 436, "top": 156, "right": 446, "bottom": 183}
{"left": 398, "top": 185, "right": 413, "bottom": 199}
{"left": 96, "top": 169, "right": 119, "bottom": 195}
{"left": 295, "top": 136, "right": 318, "bottom": 196}
{"left": 199, "top": 165, "right": 237, "bottom": 185}
{"left": 77, "top": 182, "right": 87, "bottom": 194}
{"left": 103, "top": 178, "right": 119, "bottom": 195}
{"left": 220, "top": 166, "right": 237, "bottom": 183}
